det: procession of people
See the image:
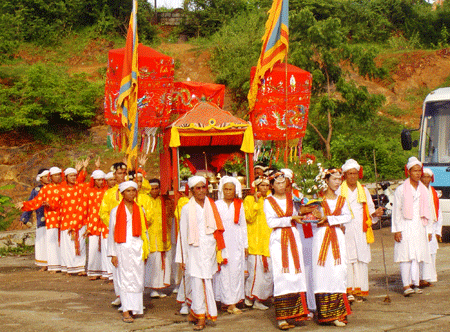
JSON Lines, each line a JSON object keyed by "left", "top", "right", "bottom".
{"left": 16, "top": 155, "right": 443, "bottom": 330}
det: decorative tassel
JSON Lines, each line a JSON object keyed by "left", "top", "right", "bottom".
{"left": 140, "top": 130, "right": 145, "bottom": 152}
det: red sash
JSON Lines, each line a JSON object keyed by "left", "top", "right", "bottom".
{"left": 267, "top": 193, "right": 301, "bottom": 274}
{"left": 208, "top": 197, "right": 226, "bottom": 251}
{"left": 431, "top": 186, "right": 439, "bottom": 220}
{"left": 317, "top": 196, "right": 346, "bottom": 266}
{"left": 233, "top": 198, "right": 243, "bottom": 224}
{"left": 114, "top": 200, "right": 146, "bottom": 243}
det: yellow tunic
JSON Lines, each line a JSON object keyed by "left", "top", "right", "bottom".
{"left": 174, "top": 196, "right": 190, "bottom": 236}
{"left": 243, "top": 195, "right": 272, "bottom": 257}
{"left": 140, "top": 178, "right": 152, "bottom": 195}
{"left": 148, "top": 196, "right": 172, "bottom": 252}
{"left": 99, "top": 185, "right": 122, "bottom": 227}
{"left": 136, "top": 192, "right": 153, "bottom": 223}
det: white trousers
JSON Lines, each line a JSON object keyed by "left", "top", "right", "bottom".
{"left": 87, "top": 235, "right": 102, "bottom": 276}
{"left": 145, "top": 251, "right": 171, "bottom": 289}
{"left": 245, "top": 255, "right": 273, "bottom": 301}
{"left": 418, "top": 254, "right": 437, "bottom": 283}
{"left": 121, "top": 291, "right": 144, "bottom": 315}
{"left": 400, "top": 260, "right": 419, "bottom": 287}
{"left": 347, "top": 261, "right": 369, "bottom": 296}
{"left": 35, "top": 226, "right": 47, "bottom": 267}
{"left": 46, "top": 228, "right": 61, "bottom": 271}
{"left": 100, "top": 236, "right": 113, "bottom": 279}
{"left": 176, "top": 272, "right": 192, "bottom": 305}
{"left": 61, "top": 227, "right": 86, "bottom": 274}
{"left": 190, "top": 277, "right": 217, "bottom": 320}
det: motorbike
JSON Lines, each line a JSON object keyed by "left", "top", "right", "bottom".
{"left": 371, "top": 181, "right": 394, "bottom": 228}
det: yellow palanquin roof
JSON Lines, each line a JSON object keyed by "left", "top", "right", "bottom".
{"left": 169, "top": 102, "right": 254, "bottom": 153}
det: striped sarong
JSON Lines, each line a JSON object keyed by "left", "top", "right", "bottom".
{"left": 273, "top": 292, "right": 309, "bottom": 321}
{"left": 315, "top": 293, "right": 352, "bottom": 323}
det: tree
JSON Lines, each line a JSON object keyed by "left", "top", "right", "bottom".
{"left": 180, "top": 0, "right": 256, "bottom": 37}
{"left": 290, "top": 8, "right": 385, "bottom": 159}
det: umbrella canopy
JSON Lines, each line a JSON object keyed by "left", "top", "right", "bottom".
{"left": 249, "top": 63, "right": 312, "bottom": 140}
{"left": 104, "top": 43, "right": 174, "bottom": 128}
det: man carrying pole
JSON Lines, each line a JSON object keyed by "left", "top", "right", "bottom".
{"left": 338, "top": 159, "right": 384, "bottom": 302}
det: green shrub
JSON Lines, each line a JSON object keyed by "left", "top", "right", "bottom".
{"left": 209, "top": 9, "right": 266, "bottom": 109}
{"left": 0, "top": 64, "right": 103, "bottom": 133}
{"left": 0, "top": 186, "right": 18, "bottom": 231}
{"left": 180, "top": 0, "right": 265, "bottom": 38}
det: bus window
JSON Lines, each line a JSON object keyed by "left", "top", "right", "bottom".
{"left": 424, "top": 102, "right": 450, "bottom": 163}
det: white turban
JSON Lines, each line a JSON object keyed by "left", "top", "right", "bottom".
{"left": 252, "top": 176, "right": 270, "bottom": 188}
{"left": 64, "top": 168, "right": 77, "bottom": 176}
{"left": 254, "top": 164, "right": 268, "bottom": 171}
{"left": 49, "top": 167, "right": 62, "bottom": 175}
{"left": 423, "top": 168, "right": 433, "bottom": 177}
{"left": 188, "top": 176, "right": 206, "bottom": 189}
{"left": 91, "top": 170, "right": 105, "bottom": 179}
{"left": 119, "top": 181, "right": 138, "bottom": 193}
{"left": 342, "top": 159, "right": 360, "bottom": 172}
{"left": 280, "top": 168, "right": 294, "bottom": 180}
{"left": 36, "top": 170, "right": 49, "bottom": 182}
{"left": 406, "top": 156, "right": 422, "bottom": 170}
{"left": 105, "top": 172, "right": 114, "bottom": 180}
{"left": 218, "top": 176, "right": 242, "bottom": 200}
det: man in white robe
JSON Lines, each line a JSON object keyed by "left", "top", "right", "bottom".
{"left": 213, "top": 176, "right": 247, "bottom": 314}
{"left": 418, "top": 168, "right": 442, "bottom": 286}
{"left": 338, "top": 159, "right": 383, "bottom": 302}
{"left": 175, "top": 176, "right": 226, "bottom": 330}
{"left": 19, "top": 169, "right": 50, "bottom": 271}
{"left": 392, "top": 157, "right": 432, "bottom": 296}
{"left": 107, "top": 181, "right": 150, "bottom": 323}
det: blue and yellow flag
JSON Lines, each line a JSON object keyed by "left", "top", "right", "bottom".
{"left": 116, "top": 0, "right": 139, "bottom": 168}
{"left": 248, "top": 0, "right": 289, "bottom": 111}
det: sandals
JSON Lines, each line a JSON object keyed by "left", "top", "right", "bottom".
{"left": 188, "top": 312, "right": 198, "bottom": 323}
{"left": 227, "top": 307, "right": 242, "bottom": 315}
{"left": 333, "top": 320, "right": 346, "bottom": 327}
{"left": 193, "top": 319, "right": 206, "bottom": 330}
{"left": 419, "top": 281, "right": 432, "bottom": 288}
{"left": 278, "top": 322, "right": 295, "bottom": 330}
{"left": 122, "top": 316, "right": 134, "bottom": 323}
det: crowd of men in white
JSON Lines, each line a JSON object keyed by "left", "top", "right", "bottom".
{"left": 17, "top": 156, "right": 442, "bottom": 330}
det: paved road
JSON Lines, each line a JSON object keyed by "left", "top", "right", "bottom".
{"left": 1, "top": 226, "right": 450, "bottom": 332}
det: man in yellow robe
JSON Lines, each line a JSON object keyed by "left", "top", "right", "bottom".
{"left": 145, "top": 178, "right": 172, "bottom": 298}
{"left": 243, "top": 176, "right": 273, "bottom": 310}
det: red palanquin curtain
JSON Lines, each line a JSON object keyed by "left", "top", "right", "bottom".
{"left": 249, "top": 63, "right": 312, "bottom": 141}
{"left": 104, "top": 44, "right": 174, "bottom": 128}
{"left": 172, "top": 81, "right": 225, "bottom": 114}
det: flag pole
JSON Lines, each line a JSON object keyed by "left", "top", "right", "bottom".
{"left": 284, "top": 53, "right": 288, "bottom": 166}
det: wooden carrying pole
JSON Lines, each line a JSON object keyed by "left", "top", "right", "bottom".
{"left": 373, "top": 149, "right": 391, "bottom": 303}
{"left": 284, "top": 55, "right": 289, "bottom": 166}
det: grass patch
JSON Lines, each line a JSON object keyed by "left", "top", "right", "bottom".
{"left": 384, "top": 105, "right": 408, "bottom": 117}
{"left": 405, "top": 86, "right": 431, "bottom": 106}
{"left": 438, "top": 74, "right": 450, "bottom": 88}
{"left": 0, "top": 188, "right": 20, "bottom": 231}
{"left": 0, "top": 245, "right": 34, "bottom": 257}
